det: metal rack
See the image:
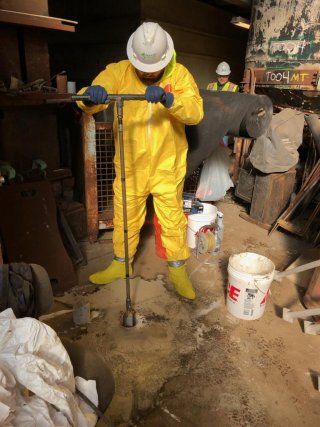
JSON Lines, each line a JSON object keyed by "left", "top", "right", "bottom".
{"left": 95, "top": 122, "right": 115, "bottom": 229}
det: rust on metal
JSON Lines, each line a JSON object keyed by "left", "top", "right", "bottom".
{"left": 244, "top": 0, "right": 320, "bottom": 111}
{"left": 96, "top": 122, "right": 113, "bottom": 130}
{"left": 246, "top": 0, "right": 320, "bottom": 70}
{"left": 81, "top": 113, "right": 99, "bottom": 243}
{"left": 95, "top": 122, "right": 115, "bottom": 230}
{"left": 253, "top": 68, "right": 318, "bottom": 88}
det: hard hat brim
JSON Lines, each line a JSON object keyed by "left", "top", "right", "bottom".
{"left": 127, "top": 30, "right": 174, "bottom": 73}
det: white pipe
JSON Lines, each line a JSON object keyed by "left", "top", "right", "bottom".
{"left": 274, "top": 259, "right": 320, "bottom": 281}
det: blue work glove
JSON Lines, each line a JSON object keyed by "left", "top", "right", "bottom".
{"left": 145, "top": 86, "right": 174, "bottom": 108}
{"left": 83, "top": 85, "right": 108, "bottom": 104}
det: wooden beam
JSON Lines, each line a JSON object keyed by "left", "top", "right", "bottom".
{"left": 0, "top": 9, "right": 77, "bottom": 32}
{"left": 0, "top": 92, "right": 72, "bottom": 107}
{"left": 239, "top": 211, "right": 272, "bottom": 231}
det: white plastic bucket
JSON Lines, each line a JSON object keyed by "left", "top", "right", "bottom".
{"left": 187, "top": 213, "right": 216, "bottom": 248}
{"left": 227, "top": 252, "right": 275, "bottom": 320}
{"left": 201, "top": 203, "right": 217, "bottom": 215}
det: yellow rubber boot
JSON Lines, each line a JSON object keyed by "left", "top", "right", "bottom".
{"left": 89, "top": 260, "right": 132, "bottom": 285}
{"left": 168, "top": 264, "right": 196, "bottom": 300}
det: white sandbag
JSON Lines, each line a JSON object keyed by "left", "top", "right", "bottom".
{"left": 0, "top": 309, "right": 97, "bottom": 427}
{"left": 196, "top": 145, "right": 234, "bottom": 201}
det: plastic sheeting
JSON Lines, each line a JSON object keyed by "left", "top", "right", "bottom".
{"left": 249, "top": 108, "right": 305, "bottom": 173}
{"left": 196, "top": 145, "right": 234, "bottom": 201}
{"left": 0, "top": 309, "right": 98, "bottom": 427}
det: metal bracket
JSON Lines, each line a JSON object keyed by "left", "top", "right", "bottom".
{"left": 304, "top": 320, "right": 320, "bottom": 335}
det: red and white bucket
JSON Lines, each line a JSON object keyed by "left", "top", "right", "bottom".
{"left": 227, "top": 252, "right": 275, "bottom": 320}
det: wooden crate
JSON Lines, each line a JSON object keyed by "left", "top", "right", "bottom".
{"left": 250, "top": 169, "right": 296, "bottom": 225}
{"left": 235, "top": 168, "right": 255, "bottom": 202}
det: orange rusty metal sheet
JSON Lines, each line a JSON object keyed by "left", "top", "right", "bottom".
{"left": 0, "top": 181, "right": 77, "bottom": 294}
{"left": 81, "top": 113, "right": 99, "bottom": 243}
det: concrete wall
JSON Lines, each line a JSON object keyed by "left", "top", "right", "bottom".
{"left": 141, "top": 0, "right": 248, "bottom": 88}
{"left": 48, "top": 0, "right": 141, "bottom": 88}
{"left": 48, "top": 0, "right": 248, "bottom": 90}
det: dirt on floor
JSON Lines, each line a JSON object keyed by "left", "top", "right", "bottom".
{"left": 43, "top": 200, "right": 320, "bottom": 427}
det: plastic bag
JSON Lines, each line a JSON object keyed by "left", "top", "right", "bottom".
{"left": 196, "top": 145, "right": 234, "bottom": 201}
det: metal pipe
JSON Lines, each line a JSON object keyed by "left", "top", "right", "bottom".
{"left": 71, "top": 94, "right": 146, "bottom": 102}
{"left": 72, "top": 93, "right": 146, "bottom": 327}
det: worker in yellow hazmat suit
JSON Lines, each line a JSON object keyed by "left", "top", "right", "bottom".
{"left": 77, "top": 22, "right": 203, "bottom": 300}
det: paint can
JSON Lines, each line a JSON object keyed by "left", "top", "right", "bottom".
{"left": 187, "top": 212, "right": 216, "bottom": 248}
{"left": 227, "top": 252, "right": 275, "bottom": 320}
{"left": 73, "top": 301, "right": 90, "bottom": 326}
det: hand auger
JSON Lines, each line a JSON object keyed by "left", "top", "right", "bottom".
{"left": 72, "top": 94, "right": 147, "bottom": 328}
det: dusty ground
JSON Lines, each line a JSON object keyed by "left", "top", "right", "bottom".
{"left": 44, "top": 199, "right": 320, "bottom": 426}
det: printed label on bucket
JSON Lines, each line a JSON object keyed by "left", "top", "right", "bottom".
{"left": 243, "top": 288, "right": 258, "bottom": 317}
{"left": 227, "top": 283, "right": 270, "bottom": 318}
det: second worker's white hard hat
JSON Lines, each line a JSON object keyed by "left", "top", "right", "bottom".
{"left": 216, "top": 61, "right": 231, "bottom": 76}
{"left": 127, "top": 22, "right": 174, "bottom": 72}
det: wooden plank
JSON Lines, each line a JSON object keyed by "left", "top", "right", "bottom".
{"left": 232, "top": 137, "right": 243, "bottom": 184}
{"left": 0, "top": 9, "right": 77, "bottom": 32}
{"left": 301, "top": 202, "right": 320, "bottom": 235}
{"left": 0, "top": 92, "right": 72, "bottom": 107}
{"left": 277, "top": 218, "right": 304, "bottom": 236}
{"left": 250, "top": 169, "right": 296, "bottom": 225}
{"left": 239, "top": 211, "right": 272, "bottom": 231}
{"left": 0, "top": 26, "right": 21, "bottom": 83}
{"left": 24, "top": 28, "right": 50, "bottom": 82}
{"left": 303, "top": 267, "right": 320, "bottom": 308}
{"left": 269, "top": 160, "right": 320, "bottom": 235}
{"left": 0, "top": 0, "right": 49, "bottom": 15}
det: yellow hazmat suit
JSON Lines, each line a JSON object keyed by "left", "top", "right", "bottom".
{"left": 77, "top": 59, "right": 203, "bottom": 263}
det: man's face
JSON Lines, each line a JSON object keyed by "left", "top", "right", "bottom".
{"left": 135, "top": 68, "right": 165, "bottom": 85}
{"left": 217, "top": 75, "right": 229, "bottom": 85}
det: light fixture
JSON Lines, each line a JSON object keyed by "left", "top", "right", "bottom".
{"left": 230, "top": 16, "right": 250, "bottom": 30}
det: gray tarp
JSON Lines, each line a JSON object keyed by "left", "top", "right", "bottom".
{"left": 249, "top": 108, "right": 305, "bottom": 173}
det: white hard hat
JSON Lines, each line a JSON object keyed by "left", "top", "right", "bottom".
{"left": 127, "top": 22, "right": 174, "bottom": 72}
{"left": 216, "top": 61, "right": 231, "bottom": 76}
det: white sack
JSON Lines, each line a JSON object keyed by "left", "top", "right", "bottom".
{"left": 196, "top": 145, "right": 234, "bottom": 201}
{"left": 0, "top": 309, "right": 97, "bottom": 427}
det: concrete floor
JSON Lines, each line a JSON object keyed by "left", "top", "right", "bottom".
{"left": 45, "top": 199, "right": 320, "bottom": 426}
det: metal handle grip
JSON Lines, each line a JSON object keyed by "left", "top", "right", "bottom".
{"left": 71, "top": 94, "right": 146, "bottom": 102}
